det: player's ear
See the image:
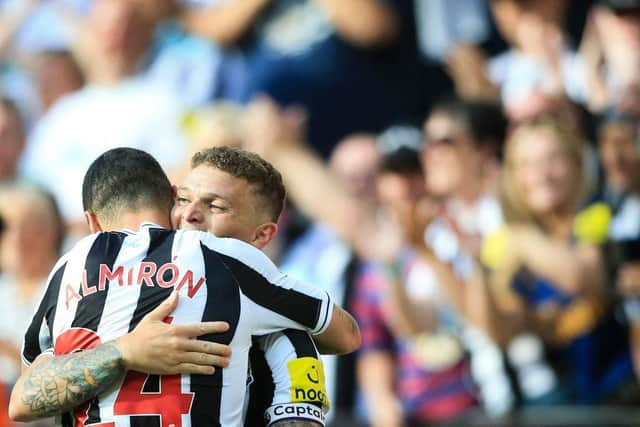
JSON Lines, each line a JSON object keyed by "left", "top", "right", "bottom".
{"left": 251, "top": 222, "right": 278, "bottom": 249}
{"left": 84, "top": 211, "right": 103, "bottom": 233}
{"left": 171, "top": 185, "right": 177, "bottom": 200}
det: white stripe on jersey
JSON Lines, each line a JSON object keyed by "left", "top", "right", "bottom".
{"left": 259, "top": 333, "right": 298, "bottom": 405}
{"left": 97, "top": 231, "right": 149, "bottom": 425}
{"left": 52, "top": 234, "right": 99, "bottom": 343}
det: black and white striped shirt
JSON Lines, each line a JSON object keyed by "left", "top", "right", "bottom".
{"left": 22, "top": 223, "right": 333, "bottom": 427}
{"left": 245, "top": 330, "right": 328, "bottom": 426}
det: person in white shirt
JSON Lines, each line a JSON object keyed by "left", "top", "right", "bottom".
{"left": 20, "top": 0, "right": 187, "bottom": 239}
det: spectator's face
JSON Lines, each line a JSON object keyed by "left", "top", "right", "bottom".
{"left": 329, "top": 136, "right": 380, "bottom": 201}
{"left": 172, "top": 165, "right": 268, "bottom": 245}
{"left": 35, "top": 55, "right": 84, "bottom": 112}
{"left": 0, "top": 191, "right": 59, "bottom": 277}
{"left": 599, "top": 122, "right": 640, "bottom": 193}
{"left": 377, "top": 171, "right": 427, "bottom": 208}
{"left": 0, "top": 106, "right": 25, "bottom": 181}
{"left": 511, "top": 128, "right": 579, "bottom": 216}
{"left": 422, "top": 112, "right": 481, "bottom": 198}
{"left": 89, "top": 0, "right": 151, "bottom": 64}
{"left": 376, "top": 171, "right": 434, "bottom": 234}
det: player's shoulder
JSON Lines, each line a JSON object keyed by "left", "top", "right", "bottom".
{"left": 174, "top": 229, "right": 282, "bottom": 278}
{"left": 174, "top": 228, "right": 258, "bottom": 254}
{"left": 62, "top": 232, "right": 102, "bottom": 258}
{"left": 60, "top": 230, "right": 131, "bottom": 262}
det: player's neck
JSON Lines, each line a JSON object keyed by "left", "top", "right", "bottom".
{"left": 107, "top": 209, "right": 172, "bottom": 232}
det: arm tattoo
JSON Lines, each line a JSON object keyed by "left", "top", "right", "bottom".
{"left": 21, "top": 342, "right": 126, "bottom": 418}
{"left": 271, "top": 422, "right": 323, "bottom": 427}
{"left": 341, "top": 309, "right": 359, "bottom": 336}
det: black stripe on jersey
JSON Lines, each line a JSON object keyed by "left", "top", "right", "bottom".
{"left": 217, "top": 254, "right": 323, "bottom": 330}
{"left": 128, "top": 228, "right": 175, "bottom": 331}
{"left": 23, "top": 261, "right": 66, "bottom": 364}
{"left": 71, "top": 232, "right": 126, "bottom": 425}
{"left": 283, "top": 329, "right": 318, "bottom": 359}
{"left": 123, "top": 229, "right": 175, "bottom": 427}
{"left": 189, "top": 243, "right": 241, "bottom": 427}
{"left": 244, "top": 343, "right": 275, "bottom": 427}
{"left": 71, "top": 233, "right": 126, "bottom": 330}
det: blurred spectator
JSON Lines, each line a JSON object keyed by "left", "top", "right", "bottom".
{"left": 354, "top": 134, "right": 478, "bottom": 427}
{"left": 415, "top": 0, "right": 492, "bottom": 64}
{"left": 19, "top": 0, "right": 187, "bottom": 238}
{"left": 483, "top": 118, "right": 636, "bottom": 404}
{"left": 134, "top": 0, "right": 224, "bottom": 107}
{"left": 0, "top": 1, "right": 91, "bottom": 127}
{"left": 186, "top": 0, "right": 451, "bottom": 157}
{"left": 280, "top": 133, "right": 381, "bottom": 424}
{"left": 591, "top": 112, "right": 640, "bottom": 383}
{"left": 580, "top": 0, "right": 640, "bottom": 116}
{"left": 0, "top": 182, "right": 63, "bottom": 427}
{"left": 0, "top": 0, "right": 90, "bottom": 54}
{"left": 420, "top": 96, "right": 515, "bottom": 415}
{"left": 171, "top": 101, "right": 244, "bottom": 184}
{"left": 0, "top": 97, "right": 26, "bottom": 182}
{"left": 422, "top": 97, "right": 506, "bottom": 275}
{"left": 486, "top": 0, "right": 587, "bottom": 113}
{"left": 594, "top": 112, "right": 640, "bottom": 213}
{"left": 32, "top": 49, "right": 84, "bottom": 113}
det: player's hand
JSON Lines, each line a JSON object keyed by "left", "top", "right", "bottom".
{"left": 116, "top": 291, "right": 231, "bottom": 375}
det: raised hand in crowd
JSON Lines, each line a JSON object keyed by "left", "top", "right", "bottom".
{"left": 446, "top": 43, "right": 499, "bottom": 101}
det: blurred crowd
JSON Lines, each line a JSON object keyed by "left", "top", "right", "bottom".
{"left": 2, "top": 0, "right": 640, "bottom": 426}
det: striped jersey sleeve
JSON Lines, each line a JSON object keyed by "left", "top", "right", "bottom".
{"left": 192, "top": 230, "right": 334, "bottom": 335}
{"left": 22, "top": 232, "right": 107, "bottom": 366}
{"left": 21, "top": 256, "right": 68, "bottom": 366}
{"left": 245, "top": 330, "right": 328, "bottom": 426}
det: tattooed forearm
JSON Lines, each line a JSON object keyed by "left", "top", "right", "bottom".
{"left": 21, "top": 342, "right": 125, "bottom": 419}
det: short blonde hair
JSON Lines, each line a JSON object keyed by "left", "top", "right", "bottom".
{"left": 500, "top": 118, "right": 587, "bottom": 227}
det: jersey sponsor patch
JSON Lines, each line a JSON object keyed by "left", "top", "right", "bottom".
{"left": 287, "top": 357, "right": 330, "bottom": 410}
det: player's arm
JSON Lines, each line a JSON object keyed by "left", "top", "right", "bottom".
{"left": 10, "top": 292, "right": 231, "bottom": 422}
{"left": 313, "top": 306, "right": 360, "bottom": 355}
{"left": 271, "top": 421, "right": 322, "bottom": 427}
{"left": 206, "top": 236, "right": 361, "bottom": 354}
{"left": 255, "top": 331, "right": 328, "bottom": 427}
{"left": 9, "top": 343, "right": 125, "bottom": 421}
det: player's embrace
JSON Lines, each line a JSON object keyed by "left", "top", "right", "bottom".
{"left": 9, "top": 148, "right": 360, "bottom": 427}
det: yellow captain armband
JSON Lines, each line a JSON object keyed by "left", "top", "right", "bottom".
{"left": 572, "top": 202, "right": 612, "bottom": 245}
{"left": 287, "top": 357, "right": 330, "bottom": 411}
{"left": 481, "top": 225, "right": 509, "bottom": 270}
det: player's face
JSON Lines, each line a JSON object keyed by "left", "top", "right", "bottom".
{"left": 172, "top": 165, "right": 265, "bottom": 244}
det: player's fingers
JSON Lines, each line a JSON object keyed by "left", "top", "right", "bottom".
{"left": 144, "top": 291, "right": 178, "bottom": 321}
{"left": 172, "top": 363, "right": 215, "bottom": 375}
{"left": 179, "top": 351, "right": 231, "bottom": 368}
{"left": 179, "top": 339, "right": 232, "bottom": 358}
{"left": 173, "top": 321, "right": 230, "bottom": 337}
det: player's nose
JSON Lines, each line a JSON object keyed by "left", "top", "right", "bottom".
{"left": 182, "top": 201, "right": 204, "bottom": 224}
